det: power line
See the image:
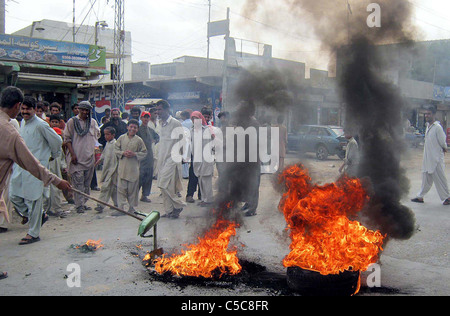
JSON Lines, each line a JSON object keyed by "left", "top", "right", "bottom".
{"left": 408, "top": 0, "right": 450, "bottom": 22}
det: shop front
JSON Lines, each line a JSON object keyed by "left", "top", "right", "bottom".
{"left": 0, "top": 34, "right": 107, "bottom": 119}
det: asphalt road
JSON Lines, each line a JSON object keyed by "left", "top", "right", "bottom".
{"left": 0, "top": 147, "right": 449, "bottom": 296}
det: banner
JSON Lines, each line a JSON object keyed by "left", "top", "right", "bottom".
{"left": 0, "top": 34, "right": 104, "bottom": 68}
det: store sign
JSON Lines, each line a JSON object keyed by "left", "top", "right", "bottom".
{"left": 168, "top": 91, "right": 201, "bottom": 100}
{"left": 88, "top": 88, "right": 113, "bottom": 101}
{"left": 433, "top": 85, "right": 450, "bottom": 102}
{"left": 88, "top": 45, "right": 107, "bottom": 69}
{"left": 0, "top": 34, "right": 105, "bottom": 68}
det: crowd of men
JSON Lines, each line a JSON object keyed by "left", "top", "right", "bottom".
{"left": 0, "top": 87, "right": 272, "bottom": 243}
{"left": 0, "top": 85, "right": 294, "bottom": 281}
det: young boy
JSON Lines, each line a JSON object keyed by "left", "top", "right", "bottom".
{"left": 45, "top": 114, "right": 67, "bottom": 218}
{"left": 95, "top": 127, "right": 119, "bottom": 213}
{"left": 115, "top": 120, "right": 147, "bottom": 215}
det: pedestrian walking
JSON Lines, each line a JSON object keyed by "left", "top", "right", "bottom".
{"left": 412, "top": 105, "right": 450, "bottom": 205}
{"left": 339, "top": 128, "right": 360, "bottom": 178}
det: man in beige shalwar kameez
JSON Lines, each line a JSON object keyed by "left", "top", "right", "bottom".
{"left": 64, "top": 101, "right": 100, "bottom": 213}
{"left": 115, "top": 119, "right": 147, "bottom": 214}
{"left": 0, "top": 118, "right": 19, "bottom": 233}
{"left": 156, "top": 100, "right": 186, "bottom": 218}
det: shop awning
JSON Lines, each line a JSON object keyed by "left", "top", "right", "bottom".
{"left": 126, "top": 98, "right": 163, "bottom": 106}
{"left": 0, "top": 61, "right": 20, "bottom": 72}
{"left": 0, "top": 60, "right": 109, "bottom": 81}
{"left": 19, "top": 63, "right": 109, "bottom": 78}
{"left": 17, "top": 73, "right": 85, "bottom": 84}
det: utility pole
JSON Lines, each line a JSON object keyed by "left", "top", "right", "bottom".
{"left": 221, "top": 8, "right": 230, "bottom": 110}
{"left": 113, "top": 0, "right": 125, "bottom": 111}
{"left": 207, "top": 0, "right": 211, "bottom": 74}
{"left": 0, "top": 0, "right": 5, "bottom": 34}
{"left": 347, "top": 0, "right": 351, "bottom": 44}
{"left": 73, "top": 0, "right": 76, "bottom": 42}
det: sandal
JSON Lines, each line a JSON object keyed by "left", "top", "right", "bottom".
{"left": 411, "top": 198, "right": 424, "bottom": 203}
{"left": 0, "top": 272, "right": 7, "bottom": 280}
{"left": 19, "top": 236, "right": 40, "bottom": 245}
{"left": 41, "top": 213, "right": 49, "bottom": 226}
{"left": 443, "top": 199, "right": 450, "bottom": 206}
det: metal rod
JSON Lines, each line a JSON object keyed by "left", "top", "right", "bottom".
{"left": 71, "top": 188, "right": 143, "bottom": 221}
{"left": 154, "top": 224, "right": 158, "bottom": 251}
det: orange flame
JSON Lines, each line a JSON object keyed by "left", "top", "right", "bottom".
{"left": 143, "top": 253, "right": 152, "bottom": 262}
{"left": 153, "top": 218, "right": 242, "bottom": 278}
{"left": 77, "top": 239, "right": 104, "bottom": 250}
{"left": 279, "top": 165, "right": 385, "bottom": 276}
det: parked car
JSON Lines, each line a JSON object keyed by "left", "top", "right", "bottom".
{"left": 405, "top": 130, "right": 424, "bottom": 148}
{"left": 288, "top": 125, "right": 348, "bottom": 160}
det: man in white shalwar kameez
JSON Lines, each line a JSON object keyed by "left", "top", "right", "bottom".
{"left": 0, "top": 86, "right": 70, "bottom": 278}
{"left": 412, "top": 106, "right": 450, "bottom": 205}
{"left": 9, "top": 97, "right": 63, "bottom": 244}
{"left": 95, "top": 126, "right": 118, "bottom": 212}
{"left": 191, "top": 111, "right": 215, "bottom": 206}
{"left": 156, "top": 100, "right": 186, "bottom": 218}
{"left": 44, "top": 124, "right": 67, "bottom": 218}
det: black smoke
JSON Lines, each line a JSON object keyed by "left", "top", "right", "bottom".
{"left": 339, "top": 37, "right": 416, "bottom": 240}
{"left": 241, "top": 0, "right": 418, "bottom": 240}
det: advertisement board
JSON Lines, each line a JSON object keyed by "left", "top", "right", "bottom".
{"left": 0, "top": 34, "right": 105, "bottom": 69}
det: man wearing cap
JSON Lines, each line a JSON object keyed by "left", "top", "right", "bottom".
{"left": 137, "top": 112, "right": 159, "bottom": 203}
{"left": 64, "top": 101, "right": 100, "bottom": 213}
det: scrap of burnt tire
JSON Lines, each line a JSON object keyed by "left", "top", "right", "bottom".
{"left": 286, "top": 267, "right": 360, "bottom": 296}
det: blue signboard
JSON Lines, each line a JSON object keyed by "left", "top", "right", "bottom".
{"left": 433, "top": 85, "right": 450, "bottom": 102}
{"left": 0, "top": 34, "right": 91, "bottom": 67}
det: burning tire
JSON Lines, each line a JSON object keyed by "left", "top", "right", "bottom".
{"left": 286, "top": 267, "right": 360, "bottom": 296}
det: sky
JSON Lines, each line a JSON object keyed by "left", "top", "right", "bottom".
{"left": 4, "top": 0, "right": 450, "bottom": 70}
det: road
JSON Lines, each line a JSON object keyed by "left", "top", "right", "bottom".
{"left": 0, "top": 146, "right": 449, "bottom": 296}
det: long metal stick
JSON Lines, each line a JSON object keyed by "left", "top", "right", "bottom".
{"left": 71, "top": 188, "right": 143, "bottom": 221}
